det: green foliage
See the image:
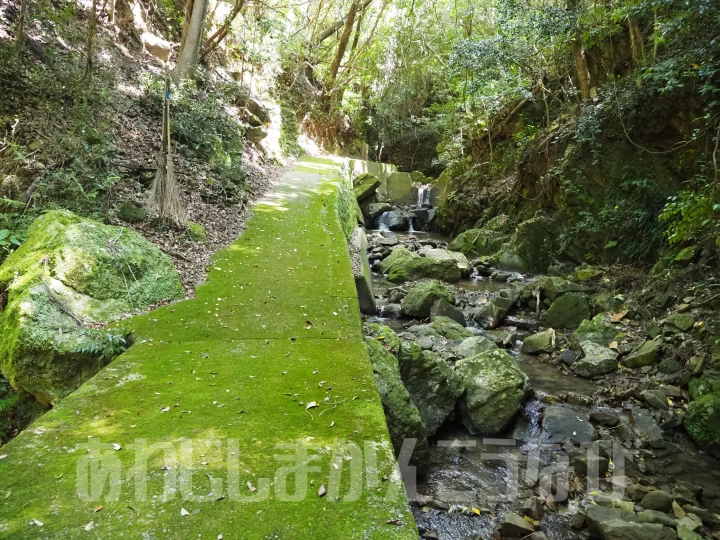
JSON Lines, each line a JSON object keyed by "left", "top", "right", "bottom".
{"left": 73, "top": 331, "right": 128, "bottom": 363}
{"left": 279, "top": 104, "right": 303, "bottom": 157}
{"left": 660, "top": 184, "right": 718, "bottom": 246}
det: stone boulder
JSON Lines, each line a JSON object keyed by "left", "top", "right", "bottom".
{"left": 455, "top": 349, "right": 530, "bottom": 434}
{"left": 429, "top": 299, "right": 465, "bottom": 326}
{"left": 541, "top": 292, "right": 590, "bottom": 329}
{"left": 0, "top": 210, "right": 184, "bottom": 405}
{"left": 379, "top": 247, "right": 461, "bottom": 283}
{"left": 401, "top": 280, "right": 454, "bottom": 318}
{"left": 418, "top": 246, "right": 471, "bottom": 276}
{"left": 543, "top": 277, "right": 586, "bottom": 301}
{"left": 354, "top": 173, "right": 381, "bottom": 203}
{"left": 398, "top": 342, "right": 463, "bottom": 436}
{"left": 495, "top": 214, "right": 557, "bottom": 273}
{"left": 447, "top": 229, "right": 508, "bottom": 259}
{"left": 473, "top": 288, "right": 520, "bottom": 329}
{"left": 382, "top": 172, "right": 415, "bottom": 205}
{"left": 522, "top": 328, "right": 557, "bottom": 354}
{"left": 574, "top": 341, "right": 619, "bottom": 378}
{"left": 573, "top": 314, "right": 618, "bottom": 346}
{"left": 429, "top": 316, "right": 474, "bottom": 340}
{"left": 366, "top": 202, "right": 394, "bottom": 221}
{"left": 624, "top": 338, "right": 663, "bottom": 369}
{"left": 542, "top": 406, "right": 598, "bottom": 444}
{"left": 377, "top": 210, "right": 412, "bottom": 231}
{"left": 141, "top": 32, "right": 171, "bottom": 61}
{"left": 365, "top": 338, "right": 429, "bottom": 465}
{"left": 453, "top": 336, "right": 498, "bottom": 358}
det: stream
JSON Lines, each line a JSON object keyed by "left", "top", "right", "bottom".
{"left": 363, "top": 226, "right": 720, "bottom": 540}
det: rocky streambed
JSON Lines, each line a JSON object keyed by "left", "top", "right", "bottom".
{"left": 361, "top": 229, "right": 720, "bottom": 540}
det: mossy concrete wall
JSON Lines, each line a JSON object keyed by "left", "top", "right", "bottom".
{"left": 0, "top": 157, "right": 415, "bottom": 538}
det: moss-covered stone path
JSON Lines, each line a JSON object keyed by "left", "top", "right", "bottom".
{"left": 0, "top": 157, "right": 416, "bottom": 539}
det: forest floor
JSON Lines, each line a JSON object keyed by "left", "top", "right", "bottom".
{"left": 0, "top": 156, "right": 415, "bottom": 538}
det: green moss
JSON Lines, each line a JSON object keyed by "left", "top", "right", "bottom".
{"left": 117, "top": 204, "right": 147, "bottom": 223}
{"left": 0, "top": 158, "right": 416, "bottom": 538}
{"left": 186, "top": 221, "right": 207, "bottom": 242}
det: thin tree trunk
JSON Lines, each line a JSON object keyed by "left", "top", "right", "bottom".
{"left": 628, "top": 16, "right": 645, "bottom": 64}
{"left": 172, "top": 0, "right": 209, "bottom": 81}
{"left": 200, "top": 0, "right": 245, "bottom": 61}
{"left": 84, "top": 0, "right": 98, "bottom": 80}
{"left": 349, "top": 10, "right": 363, "bottom": 55}
{"left": 328, "top": 0, "right": 361, "bottom": 85}
{"left": 571, "top": 30, "right": 591, "bottom": 100}
{"left": 109, "top": 0, "right": 115, "bottom": 24}
{"left": 314, "top": 0, "right": 372, "bottom": 44}
{"left": 15, "top": 0, "right": 28, "bottom": 50}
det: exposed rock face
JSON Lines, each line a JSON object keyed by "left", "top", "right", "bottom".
{"left": 401, "top": 280, "right": 454, "bottom": 318}
{"left": 495, "top": 214, "right": 557, "bottom": 273}
{"left": 381, "top": 172, "right": 415, "bottom": 204}
{"left": 454, "top": 336, "right": 498, "bottom": 358}
{"left": 141, "top": 32, "right": 172, "bottom": 61}
{"left": 429, "top": 298, "right": 465, "bottom": 325}
{"left": 0, "top": 210, "right": 184, "bottom": 405}
{"left": 365, "top": 338, "right": 429, "bottom": 465}
{"left": 574, "top": 341, "right": 619, "bottom": 378}
{"left": 428, "top": 316, "right": 474, "bottom": 339}
{"left": 379, "top": 247, "right": 461, "bottom": 283}
{"left": 455, "top": 349, "right": 530, "bottom": 434}
{"left": 398, "top": 342, "right": 463, "bottom": 436}
{"left": 542, "top": 292, "right": 590, "bottom": 329}
{"left": 543, "top": 277, "right": 586, "bottom": 300}
{"left": 447, "top": 229, "right": 508, "bottom": 258}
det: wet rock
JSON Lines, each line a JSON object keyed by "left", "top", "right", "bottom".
{"left": 574, "top": 264, "right": 603, "bottom": 281}
{"left": 672, "top": 485, "right": 701, "bottom": 508}
{"left": 429, "top": 298, "right": 465, "bottom": 326}
{"left": 354, "top": 173, "right": 381, "bottom": 202}
{"left": 542, "top": 406, "right": 598, "bottom": 444}
{"left": 572, "top": 510, "right": 587, "bottom": 529}
{"left": 455, "top": 349, "right": 530, "bottom": 434}
{"left": 677, "top": 526, "right": 702, "bottom": 540}
{"left": 364, "top": 338, "right": 429, "bottom": 465}
{"left": 542, "top": 292, "right": 590, "bottom": 329}
{"left": 447, "top": 228, "right": 509, "bottom": 258}
{"left": 453, "top": 336, "right": 498, "bottom": 358}
{"left": 590, "top": 410, "right": 620, "bottom": 427}
{"left": 640, "top": 389, "right": 670, "bottom": 411}
{"left": 398, "top": 343, "right": 463, "bottom": 436}
{"left": 593, "top": 519, "right": 678, "bottom": 540}
{"left": 522, "top": 496, "right": 544, "bottom": 521}
{"left": 529, "top": 533, "right": 548, "bottom": 540}
{"left": 543, "top": 276, "right": 586, "bottom": 300}
{"left": 401, "top": 280, "right": 454, "bottom": 318}
{"left": 574, "top": 341, "right": 619, "bottom": 378}
{"left": 482, "top": 329, "right": 515, "bottom": 348}
{"left": 364, "top": 322, "right": 402, "bottom": 351}
{"left": 379, "top": 303, "right": 402, "bottom": 318}
{"left": 633, "top": 409, "right": 666, "bottom": 448}
{"left": 366, "top": 202, "right": 394, "bottom": 220}
{"left": 378, "top": 236, "right": 400, "bottom": 247}
{"left": 498, "top": 512, "right": 535, "bottom": 537}
{"left": 522, "top": 328, "right": 557, "bottom": 354}
{"left": 378, "top": 211, "right": 412, "bottom": 231}
{"left": 473, "top": 288, "right": 520, "bottom": 329}
{"left": 418, "top": 246, "right": 471, "bottom": 276}
{"left": 417, "top": 336, "right": 435, "bottom": 350}
{"left": 676, "top": 514, "right": 703, "bottom": 532}
{"left": 505, "top": 315, "right": 539, "bottom": 331}
{"left": 624, "top": 338, "right": 663, "bottom": 369}
{"left": 430, "top": 316, "right": 474, "bottom": 339}
{"left": 641, "top": 490, "right": 673, "bottom": 512}
{"left": 557, "top": 350, "right": 578, "bottom": 365}
{"left": 572, "top": 449, "right": 609, "bottom": 477}
{"left": 379, "top": 247, "right": 461, "bottom": 283}
{"left": 573, "top": 314, "right": 619, "bottom": 346}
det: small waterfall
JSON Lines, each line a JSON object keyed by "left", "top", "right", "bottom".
{"left": 377, "top": 212, "right": 392, "bottom": 231}
{"left": 417, "top": 184, "right": 432, "bottom": 206}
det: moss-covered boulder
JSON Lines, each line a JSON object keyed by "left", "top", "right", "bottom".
{"left": 379, "top": 247, "right": 461, "bottom": 283}
{"left": 353, "top": 173, "right": 381, "bottom": 203}
{"left": 495, "top": 215, "right": 557, "bottom": 273}
{"left": 365, "top": 337, "right": 429, "bottom": 465}
{"left": 448, "top": 229, "right": 508, "bottom": 258}
{"left": 573, "top": 314, "right": 618, "bottom": 346}
{"left": 401, "top": 280, "right": 454, "bottom": 318}
{"left": 455, "top": 349, "right": 530, "bottom": 434}
{"left": 429, "top": 316, "right": 474, "bottom": 339}
{"left": 543, "top": 277, "right": 586, "bottom": 301}
{"left": 0, "top": 210, "right": 184, "bottom": 405}
{"left": 522, "top": 328, "right": 557, "bottom": 354}
{"left": 418, "top": 246, "right": 471, "bottom": 276}
{"left": 364, "top": 322, "right": 402, "bottom": 352}
{"left": 685, "top": 394, "right": 720, "bottom": 450}
{"left": 398, "top": 342, "right": 463, "bottom": 436}
{"left": 454, "top": 336, "right": 498, "bottom": 358}
{"left": 186, "top": 221, "right": 207, "bottom": 242}
{"left": 542, "top": 292, "right": 590, "bottom": 329}
{"left": 117, "top": 203, "right": 147, "bottom": 223}
{"left": 574, "top": 341, "right": 618, "bottom": 378}
{"left": 623, "top": 338, "right": 663, "bottom": 369}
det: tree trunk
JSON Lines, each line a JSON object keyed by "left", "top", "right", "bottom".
{"left": 15, "top": 0, "right": 28, "bottom": 50}
{"left": 628, "top": 16, "right": 645, "bottom": 64}
{"left": 328, "top": 0, "right": 361, "bottom": 85}
{"left": 173, "top": 0, "right": 208, "bottom": 81}
{"left": 567, "top": 0, "right": 592, "bottom": 101}
{"left": 314, "top": 0, "right": 372, "bottom": 45}
{"left": 200, "top": 0, "right": 246, "bottom": 61}
{"left": 84, "top": 0, "right": 98, "bottom": 80}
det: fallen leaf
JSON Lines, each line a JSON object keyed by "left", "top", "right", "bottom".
{"left": 318, "top": 484, "right": 326, "bottom": 497}
{"left": 94, "top": 505, "right": 103, "bottom": 513}
{"left": 610, "top": 309, "right": 629, "bottom": 323}
{"left": 112, "top": 443, "right": 121, "bottom": 451}
{"left": 181, "top": 508, "right": 190, "bottom": 516}
{"left": 306, "top": 402, "right": 318, "bottom": 410}
{"left": 84, "top": 521, "right": 94, "bottom": 531}
{"left": 31, "top": 519, "right": 44, "bottom": 527}
{"left": 247, "top": 481, "right": 257, "bottom": 492}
